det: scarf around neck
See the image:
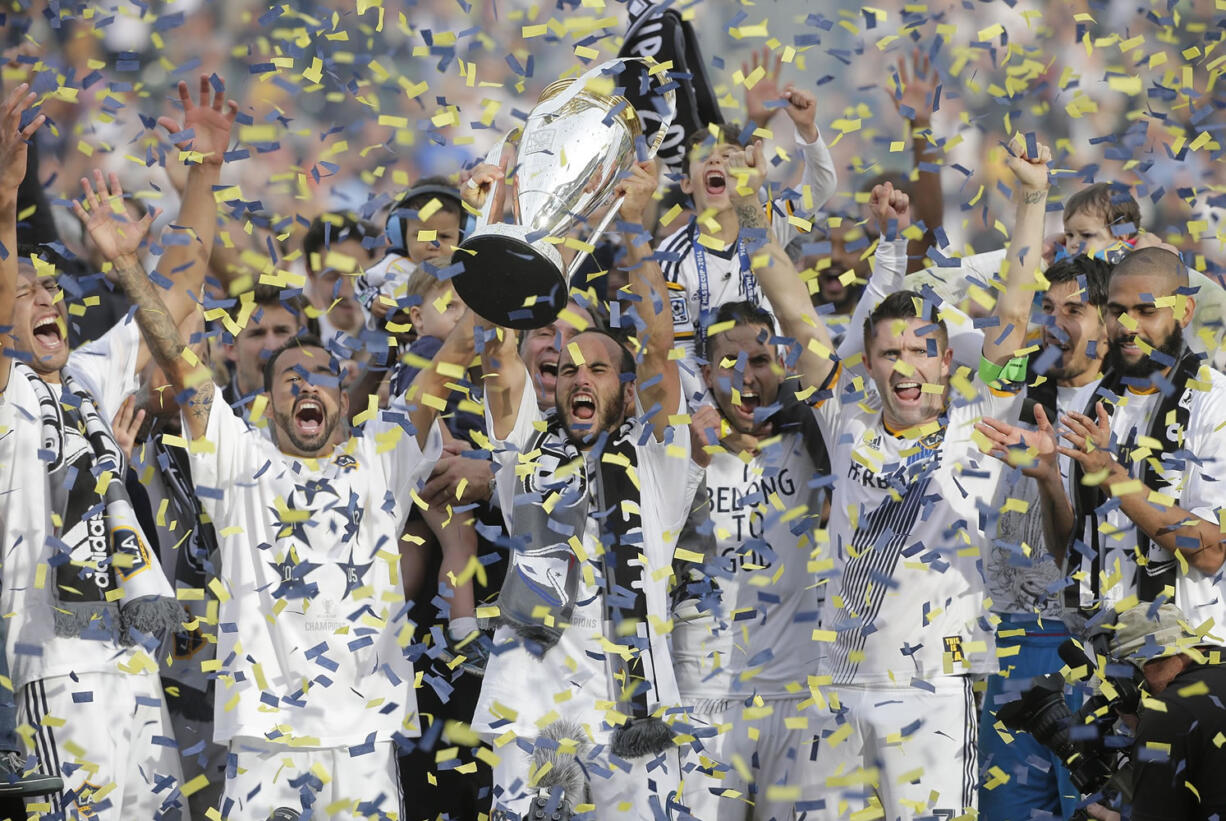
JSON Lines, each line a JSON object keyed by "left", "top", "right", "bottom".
{"left": 1065, "top": 347, "right": 1202, "bottom": 614}
{"left": 22, "top": 364, "right": 182, "bottom": 647}
{"left": 499, "top": 413, "right": 673, "bottom": 757}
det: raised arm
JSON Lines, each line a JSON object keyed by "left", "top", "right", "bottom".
{"left": 138, "top": 75, "right": 237, "bottom": 371}
{"left": 732, "top": 142, "right": 836, "bottom": 392}
{"left": 0, "top": 85, "right": 45, "bottom": 396}
{"left": 74, "top": 174, "right": 215, "bottom": 439}
{"left": 885, "top": 48, "right": 943, "bottom": 274}
{"left": 742, "top": 47, "right": 836, "bottom": 232}
{"left": 396, "top": 308, "right": 478, "bottom": 450}
{"left": 617, "top": 160, "right": 679, "bottom": 438}
{"left": 837, "top": 183, "right": 910, "bottom": 363}
{"left": 984, "top": 135, "right": 1050, "bottom": 366}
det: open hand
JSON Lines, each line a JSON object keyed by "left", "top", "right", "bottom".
{"left": 885, "top": 48, "right": 938, "bottom": 126}
{"left": 158, "top": 75, "right": 238, "bottom": 166}
{"left": 0, "top": 83, "right": 45, "bottom": 194}
{"left": 71, "top": 170, "right": 156, "bottom": 265}
{"left": 1058, "top": 401, "right": 1120, "bottom": 479}
{"left": 975, "top": 404, "right": 1059, "bottom": 480}
{"left": 742, "top": 46, "right": 784, "bottom": 130}
{"left": 111, "top": 394, "right": 147, "bottom": 463}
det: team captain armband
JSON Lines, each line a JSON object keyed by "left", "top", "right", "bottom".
{"left": 978, "top": 355, "right": 1028, "bottom": 394}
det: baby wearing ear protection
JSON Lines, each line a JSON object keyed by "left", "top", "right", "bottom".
{"left": 356, "top": 177, "right": 469, "bottom": 332}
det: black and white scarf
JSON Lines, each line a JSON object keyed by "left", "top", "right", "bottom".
{"left": 499, "top": 415, "right": 673, "bottom": 758}
{"left": 617, "top": 0, "right": 723, "bottom": 177}
{"left": 1066, "top": 347, "right": 1202, "bottom": 613}
{"left": 23, "top": 364, "right": 181, "bottom": 646}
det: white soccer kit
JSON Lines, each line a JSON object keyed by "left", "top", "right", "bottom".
{"left": 673, "top": 432, "right": 827, "bottom": 820}
{"left": 809, "top": 362, "right": 1023, "bottom": 820}
{"left": 474, "top": 367, "right": 699, "bottom": 820}
{"left": 185, "top": 400, "right": 442, "bottom": 817}
{"left": 0, "top": 317, "right": 187, "bottom": 818}
{"left": 1068, "top": 374, "right": 1226, "bottom": 639}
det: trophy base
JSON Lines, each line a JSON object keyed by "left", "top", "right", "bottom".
{"left": 451, "top": 227, "right": 568, "bottom": 330}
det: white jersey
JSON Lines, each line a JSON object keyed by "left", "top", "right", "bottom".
{"left": 0, "top": 317, "right": 156, "bottom": 689}
{"left": 1071, "top": 373, "right": 1226, "bottom": 641}
{"left": 186, "top": 402, "right": 442, "bottom": 746}
{"left": 472, "top": 369, "right": 700, "bottom": 743}
{"left": 814, "top": 363, "right": 1024, "bottom": 684}
{"left": 987, "top": 380, "right": 1101, "bottom": 619}
{"left": 673, "top": 431, "right": 826, "bottom": 700}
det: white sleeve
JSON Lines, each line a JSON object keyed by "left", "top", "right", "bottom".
{"left": 837, "top": 238, "right": 907, "bottom": 362}
{"left": 769, "top": 132, "right": 837, "bottom": 248}
{"left": 186, "top": 400, "right": 278, "bottom": 494}
{"left": 64, "top": 313, "right": 142, "bottom": 421}
{"left": 1182, "top": 382, "right": 1226, "bottom": 525}
{"left": 1186, "top": 268, "right": 1226, "bottom": 370}
{"left": 362, "top": 408, "right": 444, "bottom": 508}
{"left": 638, "top": 394, "right": 695, "bottom": 534}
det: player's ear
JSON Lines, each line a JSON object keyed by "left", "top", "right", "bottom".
{"left": 622, "top": 380, "right": 637, "bottom": 416}
{"left": 700, "top": 362, "right": 711, "bottom": 390}
{"left": 940, "top": 343, "right": 953, "bottom": 378}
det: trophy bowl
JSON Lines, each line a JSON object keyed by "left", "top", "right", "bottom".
{"left": 451, "top": 59, "right": 675, "bottom": 330}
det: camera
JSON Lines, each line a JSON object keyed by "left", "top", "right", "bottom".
{"left": 994, "top": 633, "right": 1142, "bottom": 819}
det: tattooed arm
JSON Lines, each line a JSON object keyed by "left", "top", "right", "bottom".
{"left": 985, "top": 135, "right": 1051, "bottom": 366}
{"left": 74, "top": 175, "right": 215, "bottom": 439}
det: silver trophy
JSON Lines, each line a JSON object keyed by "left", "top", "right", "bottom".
{"left": 451, "top": 58, "right": 676, "bottom": 329}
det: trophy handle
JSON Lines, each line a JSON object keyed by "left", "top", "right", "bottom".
{"left": 471, "top": 128, "right": 521, "bottom": 232}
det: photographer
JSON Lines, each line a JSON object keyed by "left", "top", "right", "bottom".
{"left": 1087, "top": 603, "right": 1226, "bottom": 821}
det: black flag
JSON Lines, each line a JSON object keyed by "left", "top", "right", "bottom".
{"left": 617, "top": 0, "right": 724, "bottom": 177}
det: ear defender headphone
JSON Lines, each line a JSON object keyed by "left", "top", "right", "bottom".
{"left": 385, "top": 183, "right": 473, "bottom": 256}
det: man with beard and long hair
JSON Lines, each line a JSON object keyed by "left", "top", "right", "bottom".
{"left": 1020, "top": 246, "right": 1226, "bottom": 643}
{"left": 77, "top": 176, "right": 475, "bottom": 817}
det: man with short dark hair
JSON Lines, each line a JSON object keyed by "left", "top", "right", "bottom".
{"left": 92, "top": 186, "right": 468, "bottom": 817}
{"left": 220, "top": 283, "right": 313, "bottom": 411}
{"left": 973, "top": 253, "right": 1113, "bottom": 819}
{"left": 755, "top": 136, "right": 1051, "bottom": 819}
{"left": 1028, "top": 246, "right": 1226, "bottom": 641}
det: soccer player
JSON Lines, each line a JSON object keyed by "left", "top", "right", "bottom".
{"left": 998, "top": 247, "right": 1226, "bottom": 641}
{"left": 755, "top": 134, "right": 1050, "bottom": 819}
{"left": 83, "top": 181, "right": 470, "bottom": 820}
{"left": 472, "top": 161, "right": 700, "bottom": 819}
{"left": 1, "top": 77, "right": 236, "bottom": 818}
{"left": 672, "top": 182, "right": 910, "bottom": 819}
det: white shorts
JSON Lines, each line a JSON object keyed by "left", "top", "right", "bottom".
{"left": 221, "top": 738, "right": 401, "bottom": 821}
{"left": 811, "top": 676, "right": 978, "bottom": 821}
{"left": 491, "top": 737, "right": 681, "bottom": 820}
{"left": 19, "top": 672, "right": 189, "bottom": 819}
{"left": 680, "top": 696, "right": 823, "bottom": 821}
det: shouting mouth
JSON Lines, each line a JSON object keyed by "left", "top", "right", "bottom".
{"left": 33, "top": 315, "right": 65, "bottom": 352}
{"left": 704, "top": 169, "right": 727, "bottom": 197}
{"left": 892, "top": 381, "right": 922, "bottom": 403}
{"left": 734, "top": 389, "right": 761, "bottom": 421}
{"left": 294, "top": 397, "right": 326, "bottom": 438}
{"left": 569, "top": 391, "right": 596, "bottom": 422}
